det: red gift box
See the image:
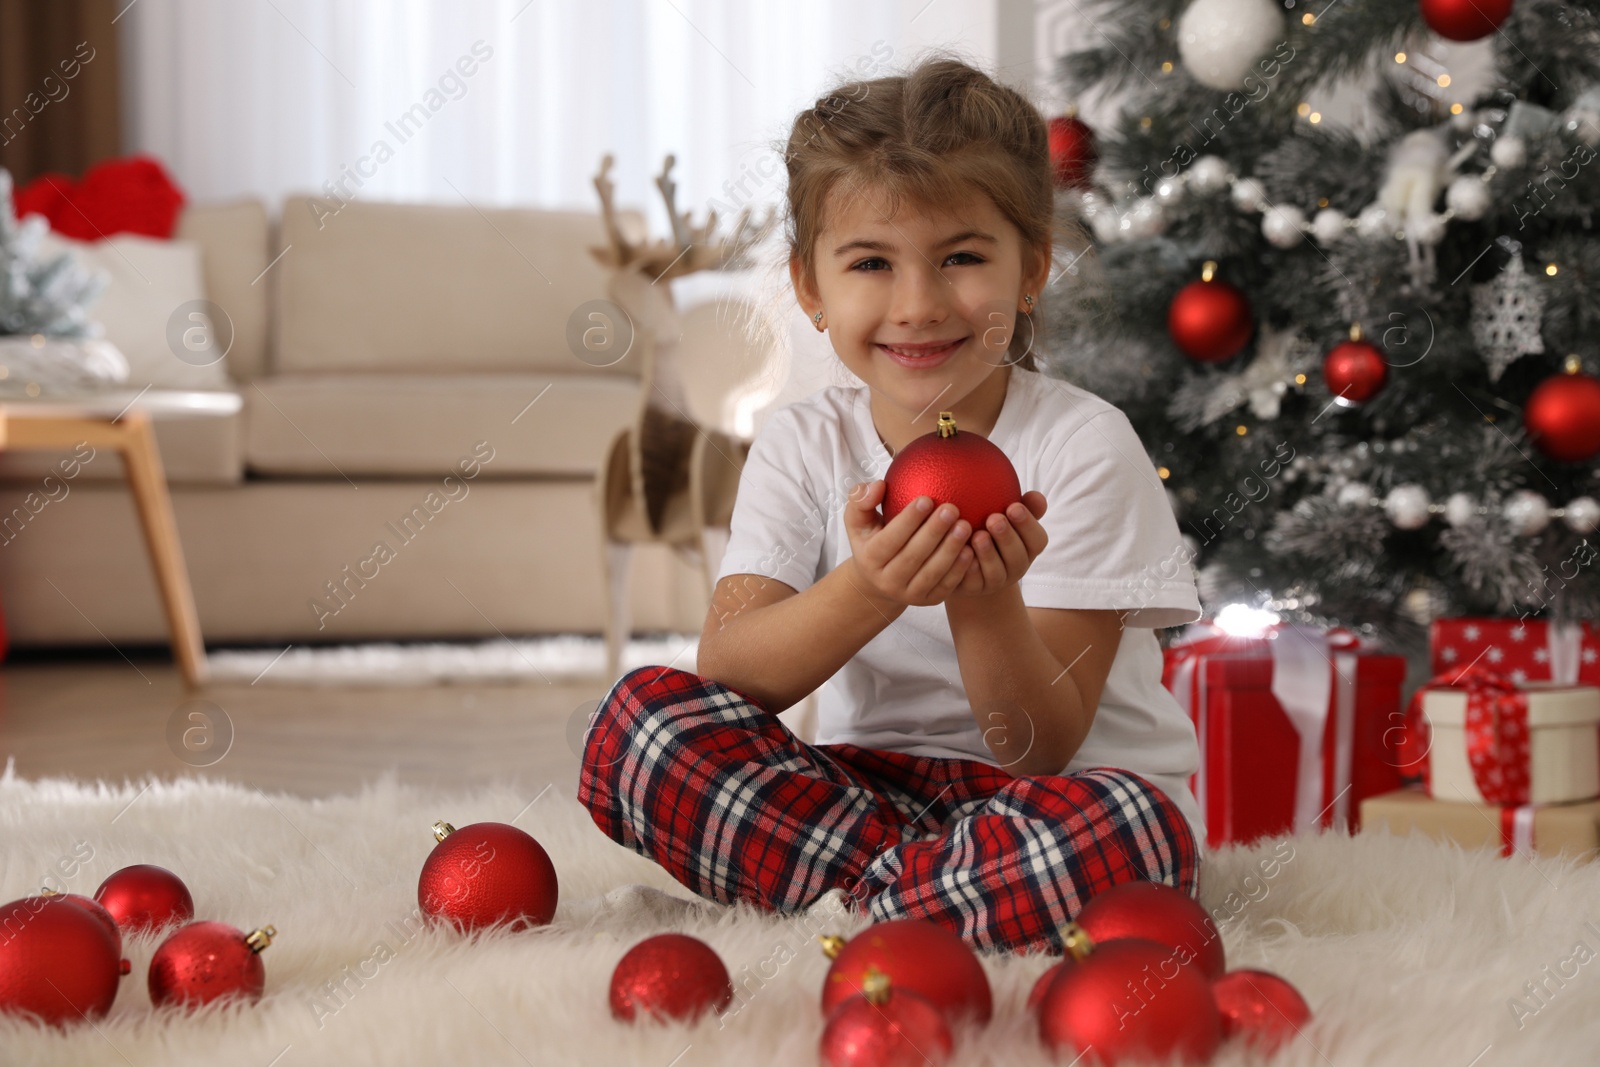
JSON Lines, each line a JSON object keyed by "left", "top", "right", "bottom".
{"left": 1430, "top": 618, "right": 1600, "bottom": 685}
{"left": 1164, "top": 626, "right": 1410, "bottom": 848}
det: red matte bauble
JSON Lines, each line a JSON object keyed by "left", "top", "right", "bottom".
{"left": 1420, "top": 0, "right": 1514, "bottom": 41}
{"left": 820, "top": 981, "right": 953, "bottom": 1067}
{"left": 148, "top": 921, "right": 274, "bottom": 1008}
{"left": 57, "top": 893, "right": 125, "bottom": 957}
{"left": 1027, "top": 958, "right": 1077, "bottom": 1012}
{"left": 94, "top": 864, "right": 195, "bottom": 935}
{"left": 608, "top": 933, "right": 733, "bottom": 1022}
{"left": 881, "top": 413, "right": 1021, "bottom": 537}
{"left": 418, "top": 821, "right": 559, "bottom": 932}
{"left": 0, "top": 896, "right": 124, "bottom": 1025}
{"left": 1212, "top": 969, "right": 1312, "bottom": 1054}
{"left": 1048, "top": 113, "right": 1098, "bottom": 190}
{"left": 1168, "top": 277, "right": 1253, "bottom": 363}
{"left": 1038, "top": 937, "right": 1222, "bottom": 1065}
{"left": 1322, "top": 340, "right": 1389, "bottom": 404}
{"left": 1075, "top": 881, "right": 1225, "bottom": 979}
{"left": 1524, "top": 370, "right": 1600, "bottom": 463}
{"left": 820, "top": 919, "right": 993, "bottom": 1023}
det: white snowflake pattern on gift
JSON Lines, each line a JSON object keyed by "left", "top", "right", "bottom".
{"left": 1465, "top": 625, "right": 1482, "bottom": 641}
{"left": 1534, "top": 648, "right": 1550, "bottom": 663}
{"left": 1511, "top": 669, "right": 1528, "bottom": 683}
{"left": 1510, "top": 626, "right": 1527, "bottom": 642}
{"left": 1585, "top": 648, "right": 1598, "bottom": 665}
{"left": 1441, "top": 647, "right": 1459, "bottom": 663}
{"left": 1487, "top": 647, "right": 1504, "bottom": 663}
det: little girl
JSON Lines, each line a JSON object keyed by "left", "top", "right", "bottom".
{"left": 579, "top": 57, "right": 1204, "bottom": 954}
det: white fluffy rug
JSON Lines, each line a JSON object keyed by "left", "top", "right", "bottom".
{"left": 3, "top": 767, "right": 1598, "bottom": 1067}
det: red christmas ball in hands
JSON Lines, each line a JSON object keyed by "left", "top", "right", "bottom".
{"left": 609, "top": 933, "right": 733, "bottom": 1023}
{"left": 1420, "top": 0, "right": 1514, "bottom": 41}
{"left": 94, "top": 864, "right": 195, "bottom": 935}
{"left": 1323, "top": 336, "right": 1389, "bottom": 404}
{"left": 1074, "top": 881, "right": 1225, "bottom": 979}
{"left": 1168, "top": 269, "right": 1253, "bottom": 363}
{"left": 1524, "top": 367, "right": 1600, "bottom": 463}
{"left": 148, "top": 921, "right": 274, "bottom": 1008}
{"left": 418, "top": 820, "right": 559, "bottom": 932}
{"left": 1048, "top": 112, "right": 1098, "bottom": 190}
{"left": 1212, "top": 969, "right": 1312, "bottom": 1054}
{"left": 820, "top": 919, "right": 992, "bottom": 1024}
{"left": 820, "top": 969, "right": 953, "bottom": 1067}
{"left": 0, "top": 896, "right": 125, "bottom": 1026}
{"left": 881, "top": 412, "right": 1021, "bottom": 539}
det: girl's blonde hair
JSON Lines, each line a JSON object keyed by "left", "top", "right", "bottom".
{"left": 784, "top": 56, "right": 1072, "bottom": 372}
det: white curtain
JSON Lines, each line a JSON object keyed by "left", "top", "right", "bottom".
{"left": 121, "top": 0, "right": 1012, "bottom": 229}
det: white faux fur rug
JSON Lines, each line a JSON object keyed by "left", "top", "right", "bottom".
{"left": 3, "top": 767, "right": 1598, "bottom": 1067}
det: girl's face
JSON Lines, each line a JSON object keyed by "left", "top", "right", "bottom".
{"left": 793, "top": 184, "right": 1048, "bottom": 429}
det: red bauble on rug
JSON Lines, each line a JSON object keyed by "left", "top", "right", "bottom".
{"left": 1420, "top": 0, "right": 1514, "bottom": 41}
{"left": 1212, "top": 968, "right": 1313, "bottom": 1054}
{"left": 148, "top": 921, "right": 275, "bottom": 1009}
{"left": 819, "top": 919, "right": 993, "bottom": 1024}
{"left": 53, "top": 892, "right": 125, "bottom": 957}
{"left": 1322, "top": 329, "right": 1389, "bottom": 405}
{"left": 94, "top": 864, "right": 195, "bottom": 935}
{"left": 820, "top": 969, "right": 953, "bottom": 1067}
{"left": 1524, "top": 364, "right": 1600, "bottom": 463}
{"left": 881, "top": 412, "right": 1021, "bottom": 537}
{"left": 609, "top": 933, "right": 733, "bottom": 1023}
{"left": 1074, "top": 880, "right": 1225, "bottom": 979}
{"left": 1048, "top": 111, "right": 1098, "bottom": 190}
{"left": 0, "top": 896, "right": 126, "bottom": 1026}
{"left": 418, "top": 820, "right": 559, "bottom": 932}
{"left": 1168, "top": 264, "right": 1253, "bottom": 364}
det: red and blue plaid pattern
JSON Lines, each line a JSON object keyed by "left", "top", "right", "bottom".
{"left": 578, "top": 666, "right": 1200, "bottom": 953}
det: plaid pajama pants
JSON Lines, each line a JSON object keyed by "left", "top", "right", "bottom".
{"left": 578, "top": 666, "right": 1200, "bottom": 953}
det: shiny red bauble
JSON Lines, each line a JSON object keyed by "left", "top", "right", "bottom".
{"left": 148, "top": 921, "right": 274, "bottom": 1008}
{"left": 1420, "top": 0, "right": 1514, "bottom": 41}
{"left": 55, "top": 893, "right": 125, "bottom": 957}
{"left": 1212, "top": 968, "right": 1313, "bottom": 1054}
{"left": 94, "top": 864, "right": 195, "bottom": 935}
{"left": 1027, "top": 957, "right": 1076, "bottom": 1012}
{"left": 1048, "top": 113, "right": 1098, "bottom": 190}
{"left": 1168, "top": 276, "right": 1253, "bottom": 363}
{"left": 608, "top": 933, "right": 733, "bottom": 1023}
{"left": 820, "top": 971, "right": 953, "bottom": 1067}
{"left": 0, "top": 896, "right": 125, "bottom": 1025}
{"left": 881, "top": 412, "right": 1021, "bottom": 537}
{"left": 1322, "top": 339, "right": 1389, "bottom": 404}
{"left": 819, "top": 919, "right": 993, "bottom": 1024}
{"left": 1524, "top": 369, "right": 1600, "bottom": 463}
{"left": 1037, "top": 936, "right": 1222, "bottom": 1065}
{"left": 1075, "top": 881, "right": 1225, "bottom": 980}
{"left": 418, "top": 820, "right": 559, "bottom": 932}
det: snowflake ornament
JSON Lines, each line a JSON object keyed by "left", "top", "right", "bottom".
{"left": 1469, "top": 253, "right": 1545, "bottom": 381}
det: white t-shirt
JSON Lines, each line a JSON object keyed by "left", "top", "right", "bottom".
{"left": 714, "top": 367, "right": 1206, "bottom": 846}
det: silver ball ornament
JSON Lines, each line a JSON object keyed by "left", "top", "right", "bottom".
{"left": 1445, "top": 176, "right": 1491, "bottom": 221}
{"left": 1444, "top": 492, "right": 1478, "bottom": 528}
{"left": 1385, "top": 484, "right": 1432, "bottom": 530}
{"left": 1312, "top": 208, "right": 1348, "bottom": 244}
{"left": 1563, "top": 496, "right": 1600, "bottom": 535}
{"left": 1262, "top": 204, "right": 1307, "bottom": 248}
{"left": 1490, "top": 135, "right": 1527, "bottom": 169}
{"left": 1188, "top": 156, "right": 1231, "bottom": 194}
{"left": 1504, "top": 490, "right": 1551, "bottom": 536}
{"left": 1231, "top": 177, "right": 1266, "bottom": 213}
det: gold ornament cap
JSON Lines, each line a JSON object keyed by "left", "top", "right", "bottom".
{"left": 936, "top": 411, "right": 958, "bottom": 438}
{"left": 245, "top": 925, "right": 276, "bottom": 954}
{"left": 818, "top": 934, "right": 846, "bottom": 959}
{"left": 861, "top": 966, "right": 891, "bottom": 1006}
{"left": 1060, "top": 921, "right": 1096, "bottom": 961}
{"left": 432, "top": 820, "right": 456, "bottom": 841}
{"left": 1349, "top": 322, "right": 1364, "bottom": 342}
{"left": 1201, "top": 260, "right": 1218, "bottom": 283}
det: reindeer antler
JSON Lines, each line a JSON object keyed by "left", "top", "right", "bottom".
{"left": 592, "top": 154, "right": 632, "bottom": 269}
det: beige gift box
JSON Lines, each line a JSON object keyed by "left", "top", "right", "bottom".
{"left": 1361, "top": 789, "right": 1600, "bottom": 860}
{"left": 1423, "top": 684, "right": 1600, "bottom": 805}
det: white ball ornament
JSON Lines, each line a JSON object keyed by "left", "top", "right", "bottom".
{"left": 1445, "top": 176, "right": 1491, "bottom": 221}
{"left": 1231, "top": 177, "right": 1266, "bottom": 213}
{"left": 1177, "top": 0, "right": 1288, "bottom": 91}
{"left": 1408, "top": 212, "right": 1448, "bottom": 248}
{"left": 1127, "top": 197, "right": 1168, "bottom": 238}
{"left": 1153, "top": 176, "right": 1186, "bottom": 206}
{"left": 1490, "top": 135, "right": 1527, "bottom": 169}
{"left": 1312, "top": 208, "right": 1348, "bottom": 244}
{"left": 1262, "top": 204, "right": 1307, "bottom": 248}
{"left": 1188, "top": 155, "right": 1231, "bottom": 193}
{"left": 1337, "top": 483, "right": 1373, "bottom": 507}
{"left": 1089, "top": 206, "right": 1123, "bottom": 243}
{"left": 1356, "top": 203, "right": 1393, "bottom": 239}
{"left": 1385, "top": 484, "right": 1432, "bottom": 530}
{"left": 1504, "top": 490, "right": 1551, "bottom": 536}
{"left": 1444, "top": 492, "right": 1478, "bottom": 528}
{"left": 1564, "top": 496, "right": 1600, "bottom": 535}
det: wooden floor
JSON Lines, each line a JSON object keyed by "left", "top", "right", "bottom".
{"left": 0, "top": 653, "right": 609, "bottom": 799}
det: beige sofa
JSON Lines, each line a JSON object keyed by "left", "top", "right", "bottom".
{"left": 0, "top": 196, "right": 749, "bottom": 647}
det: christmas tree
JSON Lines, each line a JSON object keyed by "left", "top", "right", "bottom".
{"left": 1040, "top": 0, "right": 1600, "bottom": 645}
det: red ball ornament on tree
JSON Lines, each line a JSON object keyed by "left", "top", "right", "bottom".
{"left": 820, "top": 969, "right": 954, "bottom": 1067}
{"left": 1322, "top": 325, "right": 1389, "bottom": 405}
{"left": 1037, "top": 929, "right": 1222, "bottom": 1066}
{"left": 1212, "top": 969, "right": 1313, "bottom": 1054}
{"left": 1524, "top": 361, "right": 1600, "bottom": 463}
{"left": 608, "top": 933, "right": 733, "bottom": 1023}
{"left": 1420, "top": 0, "right": 1514, "bottom": 41}
{"left": 0, "top": 896, "right": 126, "bottom": 1026}
{"left": 881, "top": 412, "right": 1021, "bottom": 539}
{"left": 418, "top": 820, "right": 559, "bottom": 932}
{"left": 94, "top": 864, "right": 195, "bottom": 935}
{"left": 819, "top": 919, "right": 992, "bottom": 1024}
{"left": 1168, "top": 262, "right": 1253, "bottom": 364}
{"left": 1074, "top": 880, "right": 1225, "bottom": 980}
{"left": 148, "top": 921, "right": 274, "bottom": 1009}
{"left": 1048, "top": 111, "right": 1098, "bottom": 190}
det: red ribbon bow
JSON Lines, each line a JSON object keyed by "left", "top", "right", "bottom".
{"left": 1401, "top": 667, "right": 1532, "bottom": 806}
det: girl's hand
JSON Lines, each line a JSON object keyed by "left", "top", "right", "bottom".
{"left": 843, "top": 480, "right": 975, "bottom": 608}
{"left": 948, "top": 491, "right": 1049, "bottom": 600}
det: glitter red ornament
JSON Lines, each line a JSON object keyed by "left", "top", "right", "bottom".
{"left": 608, "top": 933, "right": 733, "bottom": 1023}
{"left": 1074, "top": 881, "right": 1226, "bottom": 980}
{"left": 1048, "top": 111, "right": 1099, "bottom": 190}
{"left": 0, "top": 896, "right": 126, "bottom": 1026}
{"left": 819, "top": 919, "right": 993, "bottom": 1024}
{"left": 418, "top": 820, "right": 559, "bottom": 932}
{"left": 94, "top": 864, "right": 195, "bottom": 935}
{"left": 1420, "top": 0, "right": 1514, "bottom": 41}
{"left": 1524, "top": 361, "right": 1600, "bottom": 463}
{"left": 1168, "top": 262, "right": 1254, "bottom": 364}
{"left": 1212, "top": 968, "right": 1313, "bottom": 1054}
{"left": 820, "top": 969, "right": 954, "bottom": 1067}
{"left": 1322, "top": 325, "right": 1389, "bottom": 405}
{"left": 881, "top": 412, "right": 1022, "bottom": 540}
{"left": 148, "top": 921, "right": 275, "bottom": 1008}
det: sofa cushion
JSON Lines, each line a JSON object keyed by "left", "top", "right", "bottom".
{"left": 245, "top": 373, "right": 640, "bottom": 478}
{"left": 274, "top": 197, "right": 644, "bottom": 376}
{"left": 0, "top": 390, "right": 244, "bottom": 485}
{"left": 175, "top": 199, "right": 272, "bottom": 382}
